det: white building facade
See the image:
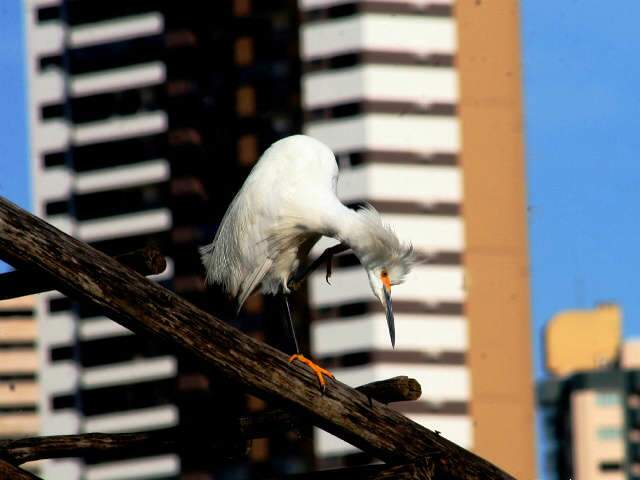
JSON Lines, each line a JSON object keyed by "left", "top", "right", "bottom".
{"left": 24, "top": 2, "right": 178, "bottom": 478}
{"left": 297, "top": 0, "right": 472, "bottom": 465}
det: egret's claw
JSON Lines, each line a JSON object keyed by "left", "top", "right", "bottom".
{"left": 288, "top": 353, "right": 334, "bottom": 391}
{"left": 325, "top": 258, "right": 333, "bottom": 285}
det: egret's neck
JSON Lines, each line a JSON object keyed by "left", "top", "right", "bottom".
{"left": 327, "top": 203, "right": 372, "bottom": 259}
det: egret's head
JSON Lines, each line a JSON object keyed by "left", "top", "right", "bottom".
{"left": 354, "top": 206, "right": 416, "bottom": 348}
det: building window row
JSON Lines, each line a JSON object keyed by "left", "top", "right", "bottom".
{"left": 306, "top": 101, "right": 456, "bottom": 122}
{"left": 302, "top": 2, "right": 453, "bottom": 23}
{"left": 74, "top": 183, "right": 167, "bottom": 221}
{"left": 36, "top": 5, "right": 61, "bottom": 23}
{"left": 65, "top": 1, "right": 158, "bottom": 27}
{"left": 68, "top": 35, "right": 164, "bottom": 75}
{"left": 69, "top": 85, "right": 164, "bottom": 124}
{"left": 304, "top": 52, "right": 454, "bottom": 74}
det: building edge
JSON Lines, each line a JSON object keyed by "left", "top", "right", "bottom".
{"left": 456, "top": 1, "right": 536, "bottom": 478}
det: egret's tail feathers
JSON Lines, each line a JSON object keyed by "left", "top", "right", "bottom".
{"left": 236, "top": 258, "right": 273, "bottom": 313}
{"left": 199, "top": 243, "right": 216, "bottom": 285}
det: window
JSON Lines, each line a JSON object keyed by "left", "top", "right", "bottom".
{"left": 43, "top": 151, "right": 66, "bottom": 168}
{"left": 235, "top": 37, "right": 254, "bottom": 66}
{"left": 236, "top": 86, "right": 256, "bottom": 117}
{"left": 599, "top": 461, "right": 622, "bottom": 471}
{"left": 39, "top": 54, "right": 63, "bottom": 71}
{"left": 597, "top": 426, "right": 622, "bottom": 441}
{"left": 66, "top": 2, "right": 157, "bottom": 26}
{"left": 45, "top": 200, "right": 70, "bottom": 216}
{"left": 73, "top": 134, "right": 165, "bottom": 172}
{"left": 41, "top": 103, "right": 65, "bottom": 120}
{"left": 37, "top": 6, "right": 60, "bottom": 22}
{"left": 69, "top": 35, "right": 163, "bottom": 75}
{"left": 596, "top": 391, "right": 622, "bottom": 407}
{"left": 74, "top": 183, "right": 166, "bottom": 221}
{"left": 238, "top": 134, "right": 257, "bottom": 166}
{"left": 234, "top": 0, "right": 251, "bottom": 16}
{"left": 49, "top": 296, "right": 72, "bottom": 313}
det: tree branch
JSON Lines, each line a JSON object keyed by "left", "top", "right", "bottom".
{"left": 0, "top": 459, "right": 41, "bottom": 480}
{"left": 0, "top": 246, "right": 166, "bottom": 300}
{"left": 0, "top": 430, "right": 247, "bottom": 466}
{"left": 356, "top": 376, "right": 421, "bottom": 404}
{"left": 0, "top": 377, "right": 421, "bottom": 465}
{"left": 0, "top": 196, "right": 514, "bottom": 480}
{"left": 284, "top": 462, "right": 434, "bottom": 480}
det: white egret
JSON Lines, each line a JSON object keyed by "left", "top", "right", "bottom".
{"left": 200, "top": 135, "right": 415, "bottom": 388}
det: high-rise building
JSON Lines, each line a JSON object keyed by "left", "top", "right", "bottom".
{"left": 0, "top": 296, "right": 40, "bottom": 475}
{"left": 0, "top": 296, "right": 39, "bottom": 440}
{"left": 539, "top": 305, "right": 640, "bottom": 480}
{"left": 298, "top": 1, "right": 535, "bottom": 477}
{"left": 24, "top": 1, "right": 302, "bottom": 478}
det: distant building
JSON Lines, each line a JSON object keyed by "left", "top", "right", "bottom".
{"left": 299, "top": 1, "right": 535, "bottom": 477}
{"left": 24, "top": 1, "right": 301, "bottom": 478}
{"left": 546, "top": 303, "right": 622, "bottom": 376}
{"left": 0, "top": 296, "right": 41, "bottom": 475}
{"left": 0, "top": 296, "right": 39, "bottom": 440}
{"left": 539, "top": 304, "right": 640, "bottom": 480}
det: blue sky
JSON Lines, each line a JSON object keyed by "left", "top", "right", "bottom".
{"left": 1, "top": 1, "right": 639, "bottom": 477}
{"left": 0, "top": 0, "right": 29, "bottom": 210}
{"left": 522, "top": 0, "right": 640, "bottom": 367}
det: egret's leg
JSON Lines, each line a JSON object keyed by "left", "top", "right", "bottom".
{"left": 283, "top": 295, "right": 300, "bottom": 354}
{"left": 287, "top": 243, "right": 350, "bottom": 291}
{"left": 282, "top": 295, "right": 335, "bottom": 391}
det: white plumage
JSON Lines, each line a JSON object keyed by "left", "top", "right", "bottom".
{"left": 200, "top": 134, "right": 414, "bottom": 346}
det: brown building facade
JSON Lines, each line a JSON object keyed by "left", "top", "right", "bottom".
{"left": 457, "top": 2, "right": 536, "bottom": 478}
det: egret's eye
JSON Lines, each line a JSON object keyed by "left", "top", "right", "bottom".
{"left": 380, "top": 270, "right": 391, "bottom": 290}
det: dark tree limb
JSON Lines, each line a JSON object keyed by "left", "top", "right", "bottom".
{"left": 356, "top": 376, "right": 421, "bottom": 404}
{"left": 0, "top": 431, "right": 176, "bottom": 465}
{"left": 0, "top": 196, "right": 514, "bottom": 480}
{"left": 0, "top": 377, "right": 421, "bottom": 466}
{"left": 0, "top": 459, "right": 42, "bottom": 480}
{"left": 284, "top": 462, "right": 434, "bottom": 480}
{"left": 0, "top": 430, "right": 246, "bottom": 466}
{"left": 0, "top": 246, "right": 166, "bottom": 301}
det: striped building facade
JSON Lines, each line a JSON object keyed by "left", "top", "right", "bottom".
{"left": 299, "top": 1, "right": 535, "bottom": 477}
{"left": 25, "top": 2, "right": 180, "bottom": 478}
{"left": 24, "top": 1, "right": 303, "bottom": 478}
{"left": 0, "top": 296, "right": 40, "bottom": 475}
{"left": 0, "top": 297, "right": 39, "bottom": 442}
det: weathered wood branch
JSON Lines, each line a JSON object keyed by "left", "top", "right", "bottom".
{"left": 0, "top": 196, "right": 514, "bottom": 480}
{"left": 285, "top": 462, "right": 434, "bottom": 480}
{"left": 356, "top": 376, "right": 421, "bottom": 404}
{"left": 0, "top": 430, "right": 246, "bottom": 466}
{"left": 0, "top": 246, "right": 166, "bottom": 300}
{"left": 0, "top": 459, "right": 41, "bottom": 480}
{"left": 0, "top": 431, "right": 175, "bottom": 465}
{"left": 0, "top": 377, "right": 421, "bottom": 466}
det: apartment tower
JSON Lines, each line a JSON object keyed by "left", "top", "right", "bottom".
{"left": 24, "top": 0, "right": 302, "bottom": 478}
{"left": 0, "top": 297, "right": 39, "bottom": 441}
{"left": 539, "top": 305, "right": 640, "bottom": 479}
{"left": 298, "top": 1, "right": 535, "bottom": 477}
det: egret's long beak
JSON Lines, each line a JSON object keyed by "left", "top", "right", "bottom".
{"left": 381, "top": 276, "right": 395, "bottom": 348}
{"left": 383, "top": 286, "right": 395, "bottom": 348}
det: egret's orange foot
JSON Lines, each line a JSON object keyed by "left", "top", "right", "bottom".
{"left": 288, "top": 353, "right": 335, "bottom": 391}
